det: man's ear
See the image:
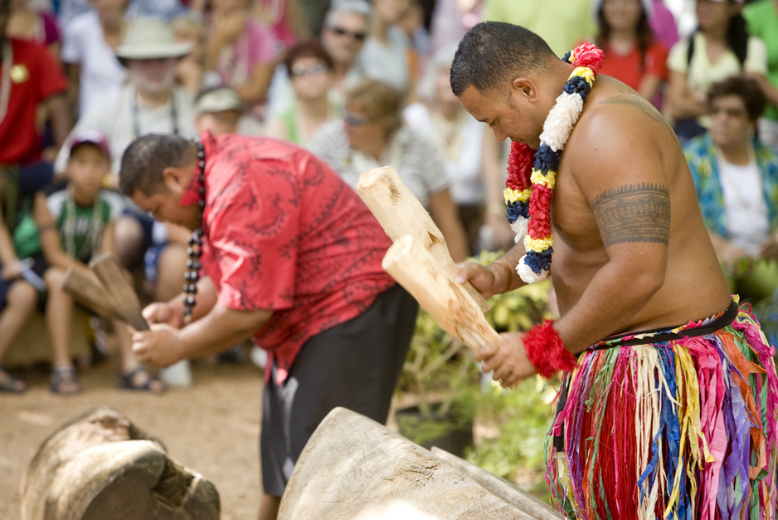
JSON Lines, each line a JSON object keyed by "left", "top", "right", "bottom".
{"left": 161, "top": 166, "right": 188, "bottom": 194}
{"left": 510, "top": 77, "right": 539, "bottom": 104}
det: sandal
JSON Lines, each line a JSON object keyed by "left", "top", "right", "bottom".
{"left": 118, "top": 366, "right": 166, "bottom": 394}
{"left": 0, "top": 367, "right": 26, "bottom": 394}
{"left": 50, "top": 366, "right": 81, "bottom": 395}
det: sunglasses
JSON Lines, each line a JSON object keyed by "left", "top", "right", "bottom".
{"left": 710, "top": 106, "right": 747, "bottom": 118}
{"left": 343, "top": 110, "right": 372, "bottom": 126}
{"left": 291, "top": 62, "right": 330, "bottom": 77}
{"left": 330, "top": 26, "right": 367, "bottom": 41}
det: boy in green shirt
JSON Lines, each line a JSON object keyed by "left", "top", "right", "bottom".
{"left": 0, "top": 131, "right": 164, "bottom": 394}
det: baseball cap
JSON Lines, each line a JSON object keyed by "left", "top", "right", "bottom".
{"left": 195, "top": 87, "right": 247, "bottom": 116}
{"left": 69, "top": 129, "right": 111, "bottom": 161}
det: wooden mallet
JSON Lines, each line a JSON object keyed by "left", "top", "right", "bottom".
{"left": 357, "top": 166, "right": 491, "bottom": 315}
{"left": 88, "top": 253, "right": 149, "bottom": 331}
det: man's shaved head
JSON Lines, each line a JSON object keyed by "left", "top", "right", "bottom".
{"left": 450, "top": 22, "right": 557, "bottom": 98}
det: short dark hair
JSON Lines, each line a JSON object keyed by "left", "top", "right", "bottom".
{"left": 284, "top": 39, "right": 334, "bottom": 77}
{"left": 119, "top": 134, "right": 196, "bottom": 196}
{"left": 708, "top": 76, "right": 767, "bottom": 122}
{"left": 450, "top": 22, "right": 557, "bottom": 97}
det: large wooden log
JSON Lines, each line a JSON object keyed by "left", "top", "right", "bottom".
{"left": 383, "top": 234, "right": 500, "bottom": 351}
{"left": 357, "top": 166, "right": 490, "bottom": 314}
{"left": 61, "top": 267, "right": 122, "bottom": 321}
{"left": 278, "top": 407, "right": 546, "bottom": 520}
{"left": 20, "top": 407, "right": 219, "bottom": 520}
{"left": 430, "top": 448, "right": 562, "bottom": 520}
{"left": 89, "top": 253, "right": 149, "bottom": 331}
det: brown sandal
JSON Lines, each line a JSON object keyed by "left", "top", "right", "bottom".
{"left": 50, "top": 366, "right": 81, "bottom": 395}
{"left": 0, "top": 367, "right": 26, "bottom": 394}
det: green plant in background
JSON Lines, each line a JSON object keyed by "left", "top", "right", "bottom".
{"left": 397, "top": 250, "right": 559, "bottom": 492}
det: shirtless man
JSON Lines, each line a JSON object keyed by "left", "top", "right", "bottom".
{"left": 452, "top": 22, "right": 776, "bottom": 518}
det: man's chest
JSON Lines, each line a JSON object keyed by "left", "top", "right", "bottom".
{"left": 550, "top": 165, "right": 603, "bottom": 251}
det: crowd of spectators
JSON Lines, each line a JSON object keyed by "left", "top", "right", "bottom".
{"left": 1, "top": 0, "right": 778, "bottom": 395}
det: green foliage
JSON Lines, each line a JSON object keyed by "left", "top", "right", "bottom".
{"left": 465, "top": 378, "right": 555, "bottom": 493}
{"left": 398, "top": 250, "right": 557, "bottom": 488}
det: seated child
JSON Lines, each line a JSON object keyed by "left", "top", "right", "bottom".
{"left": 0, "top": 131, "right": 165, "bottom": 394}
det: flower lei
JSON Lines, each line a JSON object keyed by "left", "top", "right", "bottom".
{"left": 504, "top": 43, "right": 604, "bottom": 283}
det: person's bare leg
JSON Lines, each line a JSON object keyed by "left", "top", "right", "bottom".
{"left": 44, "top": 268, "right": 80, "bottom": 393}
{"left": 114, "top": 215, "right": 145, "bottom": 268}
{"left": 155, "top": 243, "right": 188, "bottom": 301}
{"left": 45, "top": 268, "right": 74, "bottom": 368}
{"left": 258, "top": 494, "right": 281, "bottom": 520}
{"left": 0, "top": 281, "right": 37, "bottom": 390}
{"left": 115, "top": 318, "right": 165, "bottom": 392}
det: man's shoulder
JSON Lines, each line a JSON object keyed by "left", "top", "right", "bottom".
{"left": 571, "top": 86, "right": 674, "bottom": 154}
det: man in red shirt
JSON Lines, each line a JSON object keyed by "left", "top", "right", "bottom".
{"left": 121, "top": 132, "right": 417, "bottom": 520}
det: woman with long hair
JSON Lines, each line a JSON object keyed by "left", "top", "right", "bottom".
{"left": 667, "top": 0, "right": 768, "bottom": 142}
{"left": 594, "top": 0, "right": 668, "bottom": 105}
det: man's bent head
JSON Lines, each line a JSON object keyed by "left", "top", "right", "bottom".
{"left": 120, "top": 134, "right": 201, "bottom": 229}
{"left": 450, "top": 22, "right": 562, "bottom": 147}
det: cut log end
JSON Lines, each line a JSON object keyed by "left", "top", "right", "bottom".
{"left": 356, "top": 166, "right": 395, "bottom": 191}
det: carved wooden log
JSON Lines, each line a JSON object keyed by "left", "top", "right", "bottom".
{"left": 20, "top": 407, "right": 219, "bottom": 520}
{"left": 89, "top": 253, "right": 149, "bottom": 331}
{"left": 278, "top": 407, "right": 547, "bottom": 520}
{"left": 383, "top": 234, "right": 500, "bottom": 351}
{"left": 61, "top": 267, "right": 122, "bottom": 321}
{"left": 430, "top": 448, "right": 562, "bottom": 520}
{"left": 357, "top": 166, "right": 490, "bottom": 314}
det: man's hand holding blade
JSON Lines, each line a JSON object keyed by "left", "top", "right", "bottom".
{"left": 131, "top": 324, "right": 185, "bottom": 368}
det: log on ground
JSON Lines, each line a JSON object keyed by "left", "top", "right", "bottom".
{"left": 278, "top": 407, "right": 551, "bottom": 520}
{"left": 20, "top": 406, "right": 219, "bottom": 520}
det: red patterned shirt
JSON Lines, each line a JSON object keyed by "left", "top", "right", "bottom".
{"left": 184, "top": 132, "right": 395, "bottom": 382}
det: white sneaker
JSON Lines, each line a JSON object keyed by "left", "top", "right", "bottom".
{"left": 160, "top": 360, "right": 192, "bottom": 387}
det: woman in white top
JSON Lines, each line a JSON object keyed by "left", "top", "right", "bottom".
{"left": 403, "top": 45, "right": 513, "bottom": 253}
{"left": 62, "top": 0, "right": 130, "bottom": 116}
{"left": 309, "top": 78, "right": 469, "bottom": 262}
{"left": 667, "top": 0, "right": 768, "bottom": 142}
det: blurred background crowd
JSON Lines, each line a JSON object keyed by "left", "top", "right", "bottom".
{"left": 1, "top": 0, "right": 778, "bottom": 396}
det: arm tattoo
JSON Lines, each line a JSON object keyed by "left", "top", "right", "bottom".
{"left": 590, "top": 183, "right": 670, "bottom": 247}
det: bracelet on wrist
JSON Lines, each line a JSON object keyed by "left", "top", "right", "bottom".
{"left": 523, "top": 320, "right": 579, "bottom": 379}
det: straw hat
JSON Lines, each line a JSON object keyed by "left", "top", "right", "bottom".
{"left": 195, "top": 87, "right": 247, "bottom": 115}
{"left": 115, "top": 18, "right": 192, "bottom": 61}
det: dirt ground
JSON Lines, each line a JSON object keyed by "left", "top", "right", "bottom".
{"left": 0, "top": 362, "right": 263, "bottom": 520}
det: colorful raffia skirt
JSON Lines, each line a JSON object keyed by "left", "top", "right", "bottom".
{"left": 546, "top": 300, "right": 778, "bottom": 520}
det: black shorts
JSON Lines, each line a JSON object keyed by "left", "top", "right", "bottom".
{"left": 0, "top": 254, "right": 49, "bottom": 311}
{"left": 260, "top": 284, "right": 418, "bottom": 497}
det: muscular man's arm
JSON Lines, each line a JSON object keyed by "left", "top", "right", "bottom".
{"left": 554, "top": 106, "right": 670, "bottom": 354}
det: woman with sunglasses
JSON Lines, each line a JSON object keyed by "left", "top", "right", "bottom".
{"left": 310, "top": 79, "right": 469, "bottom": 262}
{"left": 265, "top": 40, "right": 340, "bottom": 147}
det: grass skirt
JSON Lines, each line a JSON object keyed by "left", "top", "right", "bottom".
{"left": 546, "top": 301, "right": 778, "bottom": 520}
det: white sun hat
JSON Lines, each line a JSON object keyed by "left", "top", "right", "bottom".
{"left": 115, "top": 18, "right": 192, "bottom": 61}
